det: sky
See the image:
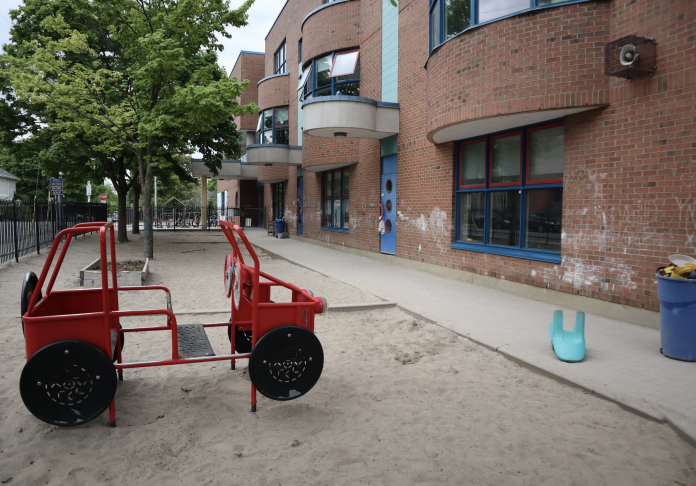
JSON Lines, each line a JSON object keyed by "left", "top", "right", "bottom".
{"left": 0, "top": 0, "right": 280, "bottom": 75}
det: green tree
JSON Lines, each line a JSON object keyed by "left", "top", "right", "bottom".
{"left": 3, "top": 0, "right": 258, "bottom": 258}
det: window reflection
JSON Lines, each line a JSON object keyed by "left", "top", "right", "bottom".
{"left": 478, "top": 0, "right": 530, "bottom": 23}
{"left": 445, "top": 0, "right": 470, "bottom": 41}
{"left": 488, "top": 190, "right": 520, "bottom": 247}
{"left": 458, "top": 192, "right": 485, "bottom": 243}
{"left": 524, "top": 188, "right": 562, "bottom": 251}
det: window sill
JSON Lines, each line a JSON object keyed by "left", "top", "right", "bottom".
{"left": 321, "top": 227, "right": 349, "bottom": 234}
{"left": 451, "top": 242, "right": 561, "bottom": 264}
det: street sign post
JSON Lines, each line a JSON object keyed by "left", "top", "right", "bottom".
{"left": 86, "top": 181, "right": 91, "bottom": 202}
{"left": 50, "top": 177, "right": 63, "bottom": 196}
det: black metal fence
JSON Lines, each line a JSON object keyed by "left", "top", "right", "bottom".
{"left": 108, "top": 205, "right": 265, "bottom": 231}
{"left": 0, "top": 201, "right": 108, "bottom": 264}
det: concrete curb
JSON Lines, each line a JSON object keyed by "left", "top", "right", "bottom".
{"left": 170, "top": 302, "right": 397, "bottom": 315}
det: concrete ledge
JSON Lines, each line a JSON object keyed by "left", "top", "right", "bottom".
{"left": 287, "top": 234, "right": 659, "bottom": 330}
{"left": 173, "top": 302, "right": 396, "bottom": 315}
{"left": 329, "top": 302, "right": 396, "bottom": 312}
{"left": 246, "top": 144, "right": 302, "bottom": 167}
{"left": 302, "top": 96, "right": 399, "bottom": 139}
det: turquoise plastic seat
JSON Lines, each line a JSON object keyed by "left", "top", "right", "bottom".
{"left": 549, "top": 310, "right": 586, "bottom": 362}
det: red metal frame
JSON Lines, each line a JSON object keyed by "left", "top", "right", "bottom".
{"left": 525, "top": 121, "right": 565, "bottom": 185}
{"left": 329, "top": 49, "right": 360, "bottom": 78}
{"left": 489, "top": 130, "right": 522, "bottom": 187}
{"left": 458, "top": 138, "right": 487, "bottom": 189}
{"left": 274, "top": 106, "right": 289, "bottom": 127}
{"left": 22, "top": 221, "right": 326, "bottom": 425}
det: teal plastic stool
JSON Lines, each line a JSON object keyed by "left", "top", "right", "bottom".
{"left": 549, "top": 310, "right": 586, "bottom": 362}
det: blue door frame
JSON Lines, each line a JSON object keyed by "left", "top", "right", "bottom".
{"left": 297, "top": 176, "right": 303, "bottom": 236}
{"left": 380, "top": 155, "right": 396, "bottom": 254}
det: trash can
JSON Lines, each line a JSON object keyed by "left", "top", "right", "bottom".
{"left": 656, "top": 273, "right": 696, "bottom": 361}
{"left": 274, "top": 219, "right": 286, "bottom": 238}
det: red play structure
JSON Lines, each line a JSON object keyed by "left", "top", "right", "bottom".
{"left": 20, "top": 221, "right": 327, "bottom": 427}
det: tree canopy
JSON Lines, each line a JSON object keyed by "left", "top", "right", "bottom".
{"left": 2, "top": 0, "right": 258, "bottom": 256}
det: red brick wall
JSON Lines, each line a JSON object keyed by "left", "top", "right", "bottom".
{"left": 258, "top": 74, "right": 291, "bottom": 111}
{"left": 258, "top": 165, "right": 290, "bottom": 184}
{"left": 230, "top": 52, "right": 264, "bottom": 131}
{"left": 261, "top": 0, "right": 696, "bottom": 313}
{"left": 301, "top": 0, "right": 361, "bottom": 66}
{"left": 425, "top": 2, "right": 610, "bottom": 141}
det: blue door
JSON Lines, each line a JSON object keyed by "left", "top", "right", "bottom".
{"left": 297, "top": 176, "right": 303, "bottom": 236}
{"left": 380, "top": 155, "right": 396, "bottom": 254}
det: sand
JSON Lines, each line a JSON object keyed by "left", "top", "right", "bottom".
{"left": 0, "top": 230, "right": 694, "bottom": 485}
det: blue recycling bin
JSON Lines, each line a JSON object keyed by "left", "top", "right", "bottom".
{"left": 656, "top": 273, "right": 696, "bottom": 361}
{"left": 274, "top": 219, "right": 286, "bottom": 238}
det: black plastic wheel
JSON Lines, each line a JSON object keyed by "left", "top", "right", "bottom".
{"left": 227, "top": 324, "right": 253, "bottom": 354}
{"left": 20, "top": 340, "right": 117, "bottom": 426}
{"left": 21, "top": 272, "right": 42, "bottom": 332}
{"left": 112, "top": 325, "right": 125, "bottom": 363}
{"left": 248, "top": 326, "right": 324, "bottom": 401}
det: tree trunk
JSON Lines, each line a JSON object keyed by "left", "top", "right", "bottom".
{"left": 117, "top": 188, "right": 128, "bottom": 243}
{"left": 140, "top": 142, "right": 154, "bottom": 259}
{"left": 132, "top": 183, "right": 141, "bottom": 234}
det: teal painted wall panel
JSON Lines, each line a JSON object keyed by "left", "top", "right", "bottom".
{"left": 381, "top": 135, "right": 397, "bottom": 157}
{"left": 382, "top": 0, "right": 398, "bottom": 103}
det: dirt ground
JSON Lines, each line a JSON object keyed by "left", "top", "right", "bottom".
{"left": 0, "top": 230, "right": 694, "bottom": 485}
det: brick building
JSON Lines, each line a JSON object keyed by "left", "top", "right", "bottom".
{"left": 237, "top": 0, "right": 695, "bottom": 327}
{"left": 215, "top": 51, "right": 266, "bottom": 223}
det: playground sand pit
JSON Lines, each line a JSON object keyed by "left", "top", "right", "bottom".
{"left": 0, "top": 230, "right": 694, "bottom": 485}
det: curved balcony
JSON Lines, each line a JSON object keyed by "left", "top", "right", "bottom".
{"left": 425, "top": 1, "right": 610, "bottom": 144}
{"left": 257, "top": 73, "right": 290, "bottom": 111}
{"left": 191, "top": 159, "right": 258, "bottom": 180}
{"left": 246, "top": 144, "right": 302, "bottom": 167}
{"left": 302, "top": 96, "right": 399, "bottom": 139}
{"left": 302, "top": 0, "right": 360, "bottom": 67}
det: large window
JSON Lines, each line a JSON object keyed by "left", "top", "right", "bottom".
{"left": 301, "top": 50, "right": 360, "bottom": 99}
{"left": 274, "top": 42, "right": 286, "bottom": 74}
{"left": 322, "top": 167, "right": 350, "bottom": 231}
{"left": 430, "top": 0, "right": 582, "bottom": 52}
{"left": 256, "top": 106, "right": 289, "bottom": 145}
{"left": 454, "top": 121, "right": 564, "bottom": 262}
{"left": 272, "top": 182, "right": 285, "bottom": 220}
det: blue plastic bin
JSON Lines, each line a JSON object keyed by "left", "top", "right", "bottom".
{"left": 274, "top": 219, "right": 286, "bottom": 238}
{"left": 656, "top": 273, "right": 696, "bottom": 361}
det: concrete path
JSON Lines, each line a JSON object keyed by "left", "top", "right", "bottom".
{"left": 244, "top": 229, "right": 696, "bottom": 444}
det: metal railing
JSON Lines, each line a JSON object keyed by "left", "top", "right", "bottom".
{"left": 0, "top": 201, "right": 108, "bottom": 264}
{"left": 109, "top": 205, "right": 266, "bottom": 231}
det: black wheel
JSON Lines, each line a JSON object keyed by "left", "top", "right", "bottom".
{"left": 20, "top": 340, "right": 117, "bottom": 426}
{"left": 112, "top": 325, "right": 125, "bottom": 363}
{"left": 21, "top": 272, "right": 41, "bottom": 317}
{"left": 248, "top": 326, "right": 324, "bottom": 401}
{"left": 227, "top": 324, "right": 253, "bottom": 354}
{"left": 21, "top": 272, "right": 42, "bottom": 334}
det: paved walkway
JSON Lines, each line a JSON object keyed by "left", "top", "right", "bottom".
{"left": 244, "top": 229, "right": 696, "bottom": 444}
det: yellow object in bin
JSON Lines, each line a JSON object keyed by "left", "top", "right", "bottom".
{"left": 673, "top": 264, "right": 696, "bottom": 278}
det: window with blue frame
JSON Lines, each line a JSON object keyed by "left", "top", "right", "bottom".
{"left": 256, "top": 107, "right": 289, "bottom": 144}
{"left": 274, "top": 42, "right": 286, "bottom": 74}
{"left": 322, "top": 167, "right": 350, "bottom": 230}
{"left": 430, "top": 0, "right": 581, "bottom": 52}
{"left": 272, "top": 182, "right": 285, "bottom": 220}
{"left": 455, "top": 121, "right": 564, "bottom": 261}
{"left": 302, "top": 49, "right": 360, "bottom": 99}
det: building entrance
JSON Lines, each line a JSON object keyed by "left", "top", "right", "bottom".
{"left": 380, "top": 155, "right": 396, "bottom": 254}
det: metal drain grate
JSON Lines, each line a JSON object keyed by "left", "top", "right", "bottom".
{"left": 177, "top": 324, "right": 216, "bottom": 359}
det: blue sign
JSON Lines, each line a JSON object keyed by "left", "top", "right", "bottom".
{"left": 50, "top": 177, "right": 63, "bottom": 195}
